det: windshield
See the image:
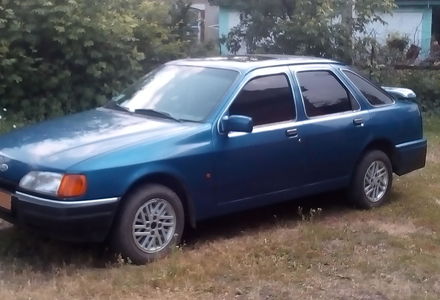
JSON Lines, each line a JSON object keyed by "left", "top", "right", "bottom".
{"left": 111, "top": 65, "right": 239, "bottom": 122}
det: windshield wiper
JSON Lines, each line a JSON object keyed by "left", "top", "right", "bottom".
{"left": 104, "top": 101, "right": 130, "bottom": 112}
{"left": 134, "top": 109, "right": 181, "bottom": 122}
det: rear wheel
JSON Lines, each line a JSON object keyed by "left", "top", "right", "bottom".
{"left": 349, "top": 150, "right": 393, "bottom": 209}
{"left": 112, "top": 184, "right": 184, "bottom": 264}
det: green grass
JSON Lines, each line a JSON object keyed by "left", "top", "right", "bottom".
{"left": 0, "top": 115, "right": 439, "bottom": 299}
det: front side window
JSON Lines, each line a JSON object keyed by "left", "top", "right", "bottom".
{"left": 343, "top": 70, "right": 394, "bottom": 106}
{"left": 296, "top": 71, "right": 356, "bottom": 117}
{"left": 229, "top": 74, "right": 295, "bottom": 126}
{"left": 112, "top": 65, "right": 238, "bottom": 122}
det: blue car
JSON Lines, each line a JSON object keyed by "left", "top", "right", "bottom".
{"left": 0, "top": 56, "right": 427, "bottom": 264}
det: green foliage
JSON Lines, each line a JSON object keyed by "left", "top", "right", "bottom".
{"left": 353, "top": 31, "right": 440, "bottom": 113}
{"left": 386, "top": 33, "right": 409, "bottom": 52}
{"left": 212, "top": 0, "right": 395, "bottom": 62}
{"left": 376, "top": 69, "right": 440, "bottom": 113}
{"left": 0, "top": 0, "right": 185, "bottom": 122}
{"left": 187, "top": 41, "right": 220, "bottom": 57}
{"left": 170, "top": 0, "right": 219, "bottom": 55}
{"left": 353, "top": 33, "right": 411, "bottom": 71}
{"left": 170, "top": 0, "right": 193, "bottom": 42}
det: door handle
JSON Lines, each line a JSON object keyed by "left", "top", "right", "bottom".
{"left": 353, "top": 118, "right": 364, "bottom": 126}
{"left": 286, "top": 128, "right": 298, "bottom": 137}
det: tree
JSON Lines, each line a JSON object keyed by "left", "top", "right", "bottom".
{"left": 211, "top": 0, "right": 395, "bottom": 62}
{"left": 170, "top": 0, "right": 193, "bottom": 42}
{"left": 0, "top": 0, "right": 185, "bottom": 122}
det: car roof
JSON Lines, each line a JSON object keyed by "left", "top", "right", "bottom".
{"left": 168, "top": 55, "right": 342, "bottom": 73}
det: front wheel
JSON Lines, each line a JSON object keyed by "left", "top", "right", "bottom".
{"left": 349, "top": 150, "right": 393, "bottom": 209}
{"left": 111, "top": 184, "right": 185, "bottom": 264}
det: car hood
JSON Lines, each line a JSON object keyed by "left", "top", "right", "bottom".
{"left": 0, "top": 108, "right": 199, "bottom": 170}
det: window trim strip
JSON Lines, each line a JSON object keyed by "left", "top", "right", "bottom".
{"left": 216, "top": 67, "right": 298, "bottom": 135}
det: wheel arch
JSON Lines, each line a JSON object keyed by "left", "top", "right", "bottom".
{"left": 119, "top": 172, "right": 197, "bottom": 228}
{"left": 359, "top": 139, "right": 397, "bottom": 172}
{"left": 348, "top": 140, "right": 395, "bottom": 209}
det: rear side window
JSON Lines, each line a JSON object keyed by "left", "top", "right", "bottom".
{"left": 229, "top": 74, "right": 295, "bottom": 126}
{"left": 296, "top": 71, "right": 355, "bottom": 117}
{"left": 343, "top": 70, "right": 394, "bottom": 106}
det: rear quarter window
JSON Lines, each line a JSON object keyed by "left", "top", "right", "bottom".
{"left": 343, "top": 70, "right": 394, "bottom": 106}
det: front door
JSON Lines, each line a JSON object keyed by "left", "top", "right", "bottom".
{"left": 213, "top": 67, "right": 306, "bottom": 205}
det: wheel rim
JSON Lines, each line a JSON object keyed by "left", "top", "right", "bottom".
{"left": 363, "top": 160, "right": 389, "bottom": 203}
{"left": 132, "top": 198, "right": 176, "bottom": 254}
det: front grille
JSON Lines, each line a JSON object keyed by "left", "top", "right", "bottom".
{"left": 0, "top": 177, "right": 17, "bottom": 193}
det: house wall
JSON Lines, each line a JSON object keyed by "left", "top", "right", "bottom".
{"left": 219, "top": 7, "right": 246, "bottom": 55}
{"left": 191, "top": 0, "right": 219, "bottom": 43}
{"left": 364, "top": 8, "right": 432, "bottom": 58}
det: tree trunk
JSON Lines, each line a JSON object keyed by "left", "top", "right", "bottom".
{"left": 341, "top": 0, "right": 354, "bottom": 64}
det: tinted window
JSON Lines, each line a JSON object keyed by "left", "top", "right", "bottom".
{"left": 229, "top": 74, "right": 295, "bottom": 126}
{"left": 297, "top": 71, "right": 354, "bottom": 117}
{"left": 343, "top": 70, "right": 394, "bottom": 106}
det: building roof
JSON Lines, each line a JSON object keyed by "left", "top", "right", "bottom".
{"left": 169, "top": 55, "right": 340, "bottom": 73}
{"left": 218, "top": 0, "right": 440, "bottom": 8}
{"left": 397, "top": 0, "right": 440, "bottom": 5}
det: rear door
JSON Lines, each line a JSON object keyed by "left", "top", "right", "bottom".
{"left": 289, "top": 65, "right": 370, "bottom": 188}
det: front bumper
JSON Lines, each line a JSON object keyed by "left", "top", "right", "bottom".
{"left": 394, "top": 138, "right": 427, "bottom": 176}
{"left": 0, "top": 191, "right": 120, "bottom": 242}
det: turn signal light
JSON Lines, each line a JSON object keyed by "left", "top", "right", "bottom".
{"left": 57, "top": 174, "right": 87, "bottom": 198}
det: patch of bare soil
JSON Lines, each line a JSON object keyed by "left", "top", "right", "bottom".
{"left": 366, "top": 220, "right": 418, "bottom": 237}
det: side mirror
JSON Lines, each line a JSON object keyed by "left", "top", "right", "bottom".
{"left": 382, "top": 86, "right": 417, "bottom": 100}
{"left": 220, "top": 115, "right": 253, "bottom": 134}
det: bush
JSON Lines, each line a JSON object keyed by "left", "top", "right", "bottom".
{"left": 0, "top": 0, "right": 185, "bottom": 123}
{"left": 372, "top": 68, "right": 440, "bottom": 113}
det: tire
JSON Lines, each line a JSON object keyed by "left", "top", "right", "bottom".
{"left": 111, "top": 184, "right": 185, "bottom": 264}
{"left": 349, "top": 150, "right": 393, "bottom": 209}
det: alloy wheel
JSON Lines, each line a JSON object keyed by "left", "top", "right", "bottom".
{"left": 363, "top": 160, "right": 389, "bottom": 202}
{"left": 132, "top": 198, "right": 176, "bottom": 253}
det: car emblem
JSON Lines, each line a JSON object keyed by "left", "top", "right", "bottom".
{"left": 0, "top": 164, "right": 7, "bottom": 172}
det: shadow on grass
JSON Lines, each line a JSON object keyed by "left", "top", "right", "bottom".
{"left": 0, "top": 190, "right": 353, "bottom": 271}
{"left": 184, "top": 190, "right": 352, "bottom": 245}
{"left": 0, "top": 225, "right": 110, "bottom": 271}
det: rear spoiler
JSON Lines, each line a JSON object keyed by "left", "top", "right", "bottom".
{"left": 382, "top": 86, "right": 416, "bottom": 100}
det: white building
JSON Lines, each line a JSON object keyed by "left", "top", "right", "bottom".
{"left": 216, "top": 0, "right": 440, "bottom": 58}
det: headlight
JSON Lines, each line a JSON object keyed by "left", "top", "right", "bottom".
{"left": 19, "top": 171, "right": 87, "bottom": 198}
{"left": 19, "top": 171, "right": 63, "bottom": 196}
